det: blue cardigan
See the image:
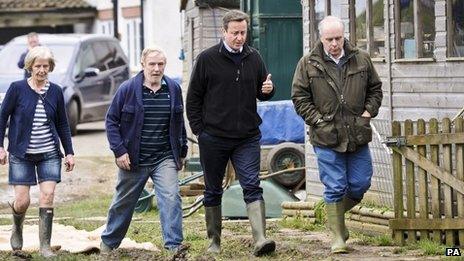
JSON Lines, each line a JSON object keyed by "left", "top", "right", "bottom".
{"left": 106, "top": 72, "right": 188, "bottom": 170}
{"left": 0, "top": 79, "right": 74, "bottom": 158}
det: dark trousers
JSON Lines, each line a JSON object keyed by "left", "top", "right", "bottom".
{"left": 198, "top": 132, "right": 263, "bottom": 207}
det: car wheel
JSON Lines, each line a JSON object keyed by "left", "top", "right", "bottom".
{"left": 267, "top": 142, "right": 305, "bottom": 188}
{"left": 67, "top": 99, "right": 79, "bottom": 136}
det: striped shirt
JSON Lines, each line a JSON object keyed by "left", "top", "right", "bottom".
{"left": 26, "top": 82, "right": 56, "bottom": 154}
{"left": 138, "top": 79, "right": 173, "bottom": 167}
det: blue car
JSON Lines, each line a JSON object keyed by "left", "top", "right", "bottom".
{"left": 0, "top": 34, "right": 130, "bottom": 135}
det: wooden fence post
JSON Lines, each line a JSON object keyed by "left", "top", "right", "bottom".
{"left": 442, "top": 118, "right": 454, "bottom": 246}
{"left": 429, "top": 118, "right": 441, "bottom": 243}
{"left": 455, "top": 117, "right": 464, "bottom": 246}
{"left": 404, "top": 120, "right": 416, "bottom": 243}
{"left": 417, "top": 119, "right": 428, "bottom": 240}
{"left": 392, "top": 121, "right": 404, "bottom": 245}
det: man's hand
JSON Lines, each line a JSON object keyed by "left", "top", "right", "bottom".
{"left": 116, "top": 153, "right": 131, "bottom": 171}
{"left": 181, "top": 157, "right": 186, "bottom": 170}
{"left": 361, "top": 110, "right": 371, "bottom": 118}
{"left": 261, "top": 74, "right": 274, "bottom": 94}
{"left": 0, "top": 147, "right": 7, "bottom": 165}
{"left": 65, "top": 154, "right": 75, "bottom": 172}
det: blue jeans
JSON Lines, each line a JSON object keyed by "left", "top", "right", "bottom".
{"left": 313, "top": 145, "right": 373, "bottom": 203}
{"left": 101, "top": 158, "right": 183, "bottom": 250}
{"left": 198, "top": 132, "right": 263, "bottom": 207}
{"left": 8, "top": 150, "right": 61, "bottom": 185}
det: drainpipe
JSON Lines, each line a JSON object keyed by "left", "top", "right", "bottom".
{"left": 112, "top": 0, "right": 119, "bottom": 40}
{"left": 140, "top": 0, "right": 145, "bottom": 51}
{"left": 385, "top": 0, "right": 393, "bottom": 126}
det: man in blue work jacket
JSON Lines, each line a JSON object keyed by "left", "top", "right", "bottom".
{"left": 101, "top": 46, "right": 188, "bottom": 253}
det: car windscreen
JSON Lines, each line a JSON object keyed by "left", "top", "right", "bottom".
{"left": 0, "top": 43, "right": 75, "bottom": 74}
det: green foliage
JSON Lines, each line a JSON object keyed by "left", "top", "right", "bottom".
{"left": 279, "top": 215, "right": 324, "bottom": 232}
{"left": 413, "top": 239, "right": 446, "bottom": 256}
{"left": 313, "top": 199, "right": 326, "bottom": 224}
{"left": 352, "top": 232, "right": 394, "bottom": 246}
{"left": 54, "top": 194, "right": 113, "bottom": 218}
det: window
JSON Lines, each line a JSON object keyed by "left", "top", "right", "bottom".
{"left": 107, "top": 42, "right": 127, "bottom": 69}
{"left": 448, "top": 0, "right": 464, "bottom": 57}
{"left": 122, "top": 18, "right": 141, "bottom": 69}
{"left": 354, "top": 0, "right": 385, "bottom": 58}
{"left": 92, "top": 42, "right": 111, "bottom": 72}
{"left": 73, "top": 44, "right": 97, "bottom": 77}
{"left": 394, "top": 0, "right": 435, "bottom": 59}
{"left": 309, "top": 0, "right": 341, "bottom": 48}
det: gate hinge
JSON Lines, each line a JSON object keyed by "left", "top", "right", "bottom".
{"left": 383, "top": 136, "right": 407, "bottom": 147}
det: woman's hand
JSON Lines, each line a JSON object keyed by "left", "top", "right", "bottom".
{"left": 65, "top": 154, "right": 75, "bottom": 172}
{"left": 0, "top": 147, "right": 7, "bottom": 165}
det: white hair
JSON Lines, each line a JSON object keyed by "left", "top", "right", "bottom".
{"left": 318, "top": 16, "right": 345, "bottom": 35}
{"left": 140, "top": 45, "right": 166, "bottom": 64}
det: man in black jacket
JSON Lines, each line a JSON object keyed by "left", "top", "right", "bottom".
{"left": 186, "top": 10, "right": 275, "bottom": 257}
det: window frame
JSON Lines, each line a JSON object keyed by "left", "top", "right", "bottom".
{"left": 350, "top": 0, "right": 386, "bottom": 59}
{"left": 446, "top": 0, "right": 464, "bottom": 59}
{"left": 393, "top": 0, "right": 435, "bottom": 60}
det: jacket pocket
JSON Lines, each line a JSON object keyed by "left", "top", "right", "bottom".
{"left": 174, "top": 104, "right": 184, "bottom": 122}
{"left": 353, "top": 116, "right": 372, "bottom": 145}
{"left": 121, "top": 105, "right": 135, "bottom": 122}
{"left": 311, "top": 115, "right": 338, "bottom": 147}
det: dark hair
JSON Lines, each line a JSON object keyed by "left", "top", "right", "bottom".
{"left": 223, "top": 10, "right": 249, "bottom": 31}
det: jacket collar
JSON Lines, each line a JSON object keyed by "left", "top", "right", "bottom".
{"left": 309, "top": 38, "right": 358, "bottom": 65}
{"left": 217, "top": 40, "right": 253, "bottom": 58}
{"left": 134, "top": 71, "right": 177, "bottom": 109}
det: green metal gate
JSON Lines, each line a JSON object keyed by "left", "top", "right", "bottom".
{"left": 242, "top": 0, "right": 302, "bottom": 101}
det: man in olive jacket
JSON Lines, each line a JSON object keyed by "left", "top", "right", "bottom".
{"left": 292, "top": 16, "right": 382, "bottom": 253}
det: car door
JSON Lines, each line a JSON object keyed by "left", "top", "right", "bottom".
{"left": 73, "top": 42, "right": 110, "bottom": 121}
{"left": 106, "top": 41, "right": 129, "bottom": 100}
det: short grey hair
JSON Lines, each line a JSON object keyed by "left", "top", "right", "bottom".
{"left": 140, "top": 45, "right": 166, "bottom": 64}
{"left": 24, "top": 46, "right": 55, "bottom": 72}
{"left": 223, "top": 10, "right": 250, "bottom": 30}
{"left": 27, "top": 32, "right": 38, "bottom": 39}
{"left": 318, "top": 16, "right": 344, "bottom": 35}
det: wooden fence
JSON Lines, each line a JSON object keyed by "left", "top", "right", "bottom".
{"left": 388, "top": 117, "right": 464, "bottom": 246}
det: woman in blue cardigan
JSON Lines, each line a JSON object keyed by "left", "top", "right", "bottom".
{"left": 0, "top": 46, "right": 75, "bottom": 257}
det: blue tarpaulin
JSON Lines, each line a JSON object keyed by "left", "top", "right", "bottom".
{"left": 257, "top": 100, "right": 305, "bottom": 145}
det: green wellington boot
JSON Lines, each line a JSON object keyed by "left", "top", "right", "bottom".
{"left": 9, "top": 202, "right": 25, "bottom": 251}
{"left": 246, "top": 200, "right": 276, "bottom": 256}
{"left": 205, "top": 205, "right": 222, "bottom": 253}
{"left": 341, "top": 197, "right": 360, "bottom": 241}
{"left": 39, "top": 208, "right": 56, "bottom": 257}
{"left": 325, "top": 202, "right": 348, "bottom": 254}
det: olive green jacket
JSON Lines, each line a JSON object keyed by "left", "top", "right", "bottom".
{"left": 291, "top": 40, "right": 383, "bottom": 152}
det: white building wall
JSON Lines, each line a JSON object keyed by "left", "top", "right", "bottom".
{"left": 88, "top": 0, "right": 182, "bottom": 79}
{"left": 145, "top": 0, "right": 183, "bottom": 81}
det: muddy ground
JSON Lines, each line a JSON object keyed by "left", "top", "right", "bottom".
{"left": 0, "top": 122, "right": 450, "bottom": 260}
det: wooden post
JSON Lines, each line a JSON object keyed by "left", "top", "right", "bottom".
{"left": 417, "top": 119, "right": 429, "bottom": 240}
{"left": 429, "top": 118, "right": 441, "bottom": 243}
{"left": 456, "top": 118, "right": 464, "bottom": 246}
{"left": 392, "top": 121, "right": 404, "bottom": 245}
{"left": 442, "top": 118, "right": 454, "bottom": 246}
{"left": 404, "top": 120, "right": 416, "bottom": 243}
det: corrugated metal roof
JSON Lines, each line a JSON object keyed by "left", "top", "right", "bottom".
{"left": 0, "top": 0, "right": 95, "bottom": 12}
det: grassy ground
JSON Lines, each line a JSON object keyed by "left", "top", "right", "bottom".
{"left": 0, "top": 196, "right": 457, "bottom": 260}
